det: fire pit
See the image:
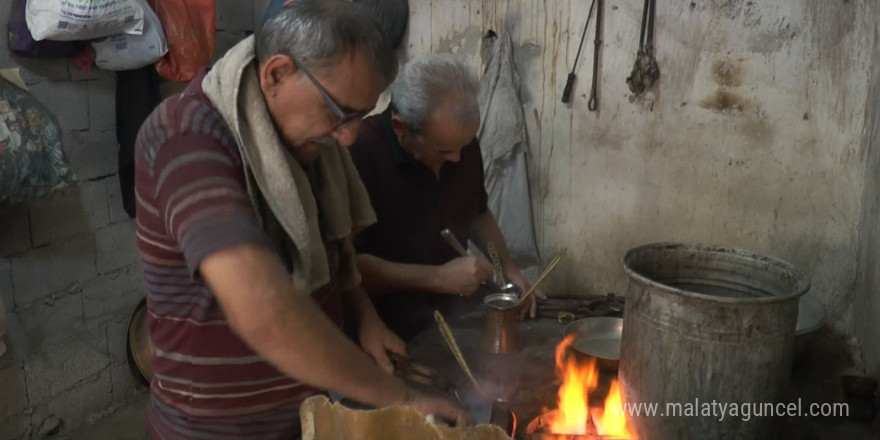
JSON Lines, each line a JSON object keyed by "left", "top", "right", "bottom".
{"left": 524, "top": 335, "right": 637, "bottom": 440}
{"left": 525, "top": 411, "right": 635, "bottom": 439}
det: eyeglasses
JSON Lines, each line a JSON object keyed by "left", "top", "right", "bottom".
{"left": 296, "top": 61, "right": 367, "bottom": 129}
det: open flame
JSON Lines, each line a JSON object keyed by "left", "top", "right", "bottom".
{"left": 544, "top": 334, "right": 637, "bottom": 439}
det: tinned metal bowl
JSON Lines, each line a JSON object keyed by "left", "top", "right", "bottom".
{"left": 126, "top": 299, "right": 153, "bottom": 385}
{"left": 562, "top": 317, "right": 624, "bottom": 372}
{"left": 794, "top": 296, "right": 825, "bottom": 364}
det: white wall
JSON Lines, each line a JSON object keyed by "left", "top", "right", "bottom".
{"left": 854, "top": 5, "right": 880, "bottom": 377}
{"left": 404, "top": 0, "right": 878, "bottom": 338}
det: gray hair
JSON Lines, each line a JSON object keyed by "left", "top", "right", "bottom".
{"left": 256, "top": 0, "right": 398, "bottom": 91}
{"left": 390, "top": 55, "right": 480, "bottom": 134}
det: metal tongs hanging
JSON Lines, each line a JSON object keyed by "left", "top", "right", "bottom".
{"left": 561, "top": 0, "right": 604, "bottom": 112}
{"left": 626, "top": 0, "right": 660, "bottom": 94}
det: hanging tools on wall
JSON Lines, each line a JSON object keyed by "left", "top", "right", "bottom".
{"left": 626, "top": 0, "right": 660, "bottom": 95}
{"left": 561, "top": 0, "right": 604, "bottom": 112}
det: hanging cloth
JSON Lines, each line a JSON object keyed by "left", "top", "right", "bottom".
{"left": 0, "top": 294, "right": 7, "bottom": 359}
{"left": 116, "top": 66, "right": 162, "bottom": 218}
{"left": 477, "top": 32, "right": 541, "bottom": 267}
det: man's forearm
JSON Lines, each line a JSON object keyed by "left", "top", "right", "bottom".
{"left": 356, "top": 254, "right": 443, "bottom": 294}
{"left": 201, "top": 244, "right": 408, "bottom": 408}
{"left": 345, "top": 286, "right": 381, "bottom": 325}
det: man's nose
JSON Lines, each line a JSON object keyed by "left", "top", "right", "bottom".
{"left": 332, "top": 122, "right": 361, "bottom": 147}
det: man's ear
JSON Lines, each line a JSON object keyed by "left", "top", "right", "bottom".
{"left": 259, "top": 55, "right": 297, "bottom": 98}
{"left": 390, "top": 113, "right": 409, "bottom": 144}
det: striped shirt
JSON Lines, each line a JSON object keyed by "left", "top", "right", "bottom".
{"left": 134, "top": 68, "right": 354, "bottom": 440}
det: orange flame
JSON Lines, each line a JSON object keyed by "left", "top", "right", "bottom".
{"left": 545, "top": 334, "right": 637, "bottom": 438}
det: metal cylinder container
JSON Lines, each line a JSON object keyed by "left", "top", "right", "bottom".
{"left": 619, "top": 243, "right": 809, "bottom": 440}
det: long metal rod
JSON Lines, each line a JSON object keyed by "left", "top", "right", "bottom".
{"left": 587, "top": 0, "right": 604, "bottom": 111}
{"left": 561, "top": 0, "right": 598, "bottom": 104}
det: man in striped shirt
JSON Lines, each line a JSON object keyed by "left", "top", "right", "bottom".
{"left": 134, "top": 1, "right": 467, "bottom": 438}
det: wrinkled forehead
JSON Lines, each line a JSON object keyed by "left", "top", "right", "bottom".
{"left": 314, "top": 50, "right": 383, "bottom": 113}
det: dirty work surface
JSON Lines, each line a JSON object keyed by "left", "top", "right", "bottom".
{"left": 67, "top": 299, "right": 877, "bottom": 439}
{"left": 406, "top": 299, "right": 880, "bottom": 440}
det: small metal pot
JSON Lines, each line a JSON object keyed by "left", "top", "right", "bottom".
{"left": 479, "top": 292, "right": 523, "bottom": 354}
{"left": 454, "top": 385, "right": 517, "bottom": 437}
{"left": 562, "top": 317, "right": 623, "bottom": 372}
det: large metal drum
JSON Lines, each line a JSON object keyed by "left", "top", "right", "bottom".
{"left": 619, "top": 243, "right": 810, "bottom": 439}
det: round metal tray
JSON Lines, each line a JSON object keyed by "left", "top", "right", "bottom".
{"left": 126, "top": 298, "right": 153, "bottom": 386}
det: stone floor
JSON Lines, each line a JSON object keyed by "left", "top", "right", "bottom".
{"left": 64, "top": 299, "right": 880, "bottom": 439}
{"left": 65, "top": 393, "right": 148, "bottom": 440}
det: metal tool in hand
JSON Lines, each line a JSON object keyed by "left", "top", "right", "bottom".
{"left": 486, "top": 242, "right": 507, "bottom": 287}
{"left": 389, "top": 352, "right": 442, "bottom": 388}
{"left": 440, "top": 228, "right": 469, "bottom": 257}
{"left": 439, "top": 229, "right": 509, "bottom": 292}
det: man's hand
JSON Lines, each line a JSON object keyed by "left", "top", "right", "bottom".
{"left": 402, "top": 390, "right": 472, "bottom": 427}
{"left": 434, "top": 256, "right": 494, "bottom": 296}
{"left": 506, "top": 270, "right": 547, "bottom": 319}
{"left": 358, "top": 309, "right": 407, "bottom": 374}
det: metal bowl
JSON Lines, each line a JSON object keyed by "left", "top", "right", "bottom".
{"left": 794, "top": 296, "right": 825, "bottom": 364}
{"left": 796, "top": 296, "right": 824, "bottom": 336}
{"left": 126, "top": 299, "right": 153, "bottom": 385}
{"left": 562, "top": 317, "right": 624, "bottom": 371}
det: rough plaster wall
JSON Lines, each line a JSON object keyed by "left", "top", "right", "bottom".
{"left": 407, "top": 0, "right": 875, "bottom": 335}
{"left": 254, "top": 0, "right": 272, "bottom": 31}
{"left": 854, "top": 11, "right": 880, "bottom": 377}
{"left": 0, "top": 3, "right": 254, "bottom": 438}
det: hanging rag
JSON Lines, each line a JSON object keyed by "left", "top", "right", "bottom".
{"left": 116, "top": 66, "right": 162, "bottom": 219}
{"left": 477, "top": 32, "right": 541, "bottom": 267}
{"left": 201, "top": 36, "right": 376, "bottom": 294}
{"left": 626, "top": 0, "right": 660, "bottom": 94}
{"left": 0, "top": 295, "right": 6, "bottom": 358}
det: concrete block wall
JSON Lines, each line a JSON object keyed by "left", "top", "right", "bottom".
{"left": 0, "top": 2, "right": 257, "bottom": 438}
{"left": 0, "top": 169, "right": 145, "bottom": 440}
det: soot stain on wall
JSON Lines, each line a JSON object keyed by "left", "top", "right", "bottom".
{"left": 700, "top": 90, "right": 753, "bottom": 113}
{"left": 712, "top": 59, "right": 744, "bottom": 87}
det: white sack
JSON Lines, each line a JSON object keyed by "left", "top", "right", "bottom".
{"left": 92, "top": 0, "right": 167, "bottom": 70}
{"left": 26, "top": 0, "right": 144, "bottom": 42}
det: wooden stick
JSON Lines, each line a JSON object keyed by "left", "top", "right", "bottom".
{"left": 434, "top": 310, "right": 480, "bottom": 389}
{"left": 519, "top": 254, "right": 562, "bottom": 305}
